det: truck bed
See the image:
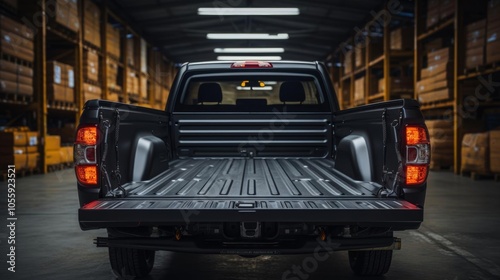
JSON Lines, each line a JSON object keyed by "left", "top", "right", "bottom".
{"left": 126, "top": 158, "right": 377, "bottom": 198}
{"left": 80, "top": 158, "right": 423, "bottom": 230}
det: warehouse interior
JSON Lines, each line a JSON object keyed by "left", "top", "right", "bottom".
{"left": 1, "top": 0, "right": 500, "bottom": 279}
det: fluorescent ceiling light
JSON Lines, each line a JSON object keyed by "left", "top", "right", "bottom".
{"left": 207, "top": 33, "right": 289, "bottom": 40}
{"left": 237, "top": 86, "right": 273, "bottom": 91}
{"left": 198, "top": 7, "right": 299, "bottom": 16}
{"left": 217, "top": 56, "right": 282, "bottom": 61}
{"left": 214, "top": 48, "right": 285, "bottom": 53}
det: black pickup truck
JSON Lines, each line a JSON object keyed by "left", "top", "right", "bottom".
{"left": 75, "top": 61, "right": 429, "bottom": 278}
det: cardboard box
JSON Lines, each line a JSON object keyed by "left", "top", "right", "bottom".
{"left": 107, "top": 92, "right": 119, "bottom": 102}
{"left": 0, "top": 29, "right": 34, "bottom": 62}
{"left": 126, "top": 38, "right": 135, "bottom": 66}
{"left": 140, "top": 75, "right": 148, "bottom": 99}
{"left": 83, "top": 83, "right": 102, "bottom": 102}
{"left": 27, "top": 152, "right": 38, "bottom": 169}
{"left": 0, "top": 79, "right": 33, "bottom": 95}
{"left": 355, "top": 44, "right": 365, "bottom": 69}
{"left": 461, "top": 132, "right": 489, "bottom": 173}
{"left": 0, "top": 146, "right": 26, "bottom": 155}
{"left": 48, "top": 124, "right": 75, "bottom": 144}
{"left": 487, "top": 40, "right": 500, "bottom": 64}
{"left": 428, "top": 47, "right": 451, "bottom": 66}
{"left": 45, "top": 135, "right": 61, "bottom": 151}
{"left": 0, "top": 15, "right": 34, "bottom": 40}
{"left": 490, "top": 129, "right": 500, "bottom": 173}
{"left": 45, "top": 150, "right": 61, "bottom": 166}
{"left": 466, "top": 46, "right": 485, "bottom": 69}
{"left": 354, "top": 77, "right": 365, "bottom": 103}
{"left": 418, "top": 88, "right": 452, "bottom": 103}
{"left": 54, "top": 0, "right": 80, "bottom": 32}
{"left": 0, "top": 59, "right": 33, "bottom": 77}
{"left": 421, "top": 62, "right": 453, "bottom": 79}
{"left": 390, "top": 27, "right": 414, "bottom": 50}
{"left": 343, "top": 51, "right": 353, "bottom": 75}
{"left": 106, "top": 23, "right": 121, "bottom": 59}
{"left": 426, "top": 10, "right": 440, "bottom": 29}
{"left": 83, "top": 0, "right": 101, "bottom": 47}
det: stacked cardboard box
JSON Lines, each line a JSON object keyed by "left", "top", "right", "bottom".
{"left": 390, "top": 27, "right": 414, "bottom": 50}
{"left": 83, "top": 50, "right": 99, "bottom": 82}
{"left": 461, "top": 132, "right": 489, "bottom": 174}
{"left": 354, "top": 77, "right": 365, "bottom": 105}
{"left": 54, "top": 0, "right": 79, "bottom": 32}
{"left": 47, "top": 61, "right": 75, "bottom": 103}
{"left": 0, "top": 127, "right": 38, "bottom": 170}
{"left": 487, "top": 0, "right": 500, "bottom": 64}
{"left": 0, "top": 59, "right": 33, "bottom": 96}
{"left": 59, "top": 146, "right": 74, "bottom": 164}
{"left": 106, "top": 23, "right": 121, "bottom": 59}
{"left": 426, "top": 0, "right": 440, "bottom": 29}
{"left": 490, "top": 129, "right": 500, "bottom": 173}
{"left": 417, "top": 47, "right": 453, "bottom": 103}
{"left": 126, "top": 38, "right": 135, "bottom": 67}
{"left": 140, "top": 75, "right": 147, "bottom": 99}
{"left": 83, "top": 83, "right": 102, "bottom": 102}
{"left": 45, "top": 135, "right": 61, "bottom": 166}
{"left": 83, "top": 0, "right": 101, "bottom": 48}
{"left": 426, "top": 0, "right": 455, "bottom": 29}
{"left": 127, "top": 68, "right": 139, "bottom": 95}
{"left": 426, "top": 120, "right": 454, "bottom": 169}
{"left": 343, "top": 50, "right": 353, "bottom": 75}
{"left": 378, "top": 77, "right": 413, "bottom": 94}
{"left": 0, "top": 15, "right": 34, "bottom": 62}
{"left": 107, "top": 92, "right": 119, "bottom": 102}
{"left": 154, "top": 83, "right": 162, "bottom": 102}
{"left": 465, "top": 20, "right": 486, "bottom": 70}
{"left": 106, "top": 58, "right": 121, "bottom": 91}
{"left": 355, "top": 44, "right": 365, "bottom": 69}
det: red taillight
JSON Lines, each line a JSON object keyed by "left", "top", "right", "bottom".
{"left": 76, "top": 165, "right": 98, "bottom": 185}
{"left": 231, "top": 61, "right": 273, "bottom": 68}
{"left": 76, "top": 126, "right": 97, "bottom": 145}
{"left": 75, "top": 125, "right": 98, "bottom": 186}
{"left": 405, "top": 125, "right": 430, "bottom": 186}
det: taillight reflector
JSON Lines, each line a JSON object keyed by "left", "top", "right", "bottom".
{"left": 76, "top": 126, "right": 97, "bottom": 145}
{"left": 75, "top": 165, "right": 98, "bottom": 185}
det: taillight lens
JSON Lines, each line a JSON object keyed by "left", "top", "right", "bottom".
{"left": 74, "top": 125, "right": 98, "bottom": 186}
{"left": 405, "top": 125, "right": 430, "bottom": 186}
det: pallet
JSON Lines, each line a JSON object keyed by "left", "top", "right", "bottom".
{"left": 47, "top": 100, "right": 77, "bottom": 111}
{"left": 84, "top": 79, "right": 101, "bottom": 86}
{"left": 1, "top": 52, "right": 34, "bottom": 68}
{"left": 0, "top": 167, "right": 39, "bottom": 181}
{"left": 0, "top": 92, "right": 33, "bottom": 104}
{"left": 46, "top": 22, "right": 78, "bottom": 43}
{"left": 83, "top": 41, "right": 102, "bottom": 53}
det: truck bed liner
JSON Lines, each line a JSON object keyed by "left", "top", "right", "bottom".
{"left": 125, "top": 158, "right": 379, "bottom": 198}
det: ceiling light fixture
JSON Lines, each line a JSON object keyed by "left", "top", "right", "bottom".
{"left": 214, "top": 48, "right": 285, "bottom": 53}
{"left": 217, "top": 56, "right": 282, "bottom": 61}
{"left": 207, "top": 33, "right": 289, "bottom": 40}
{"left": 198, "top": 7, "right": 300, "bottom": 16}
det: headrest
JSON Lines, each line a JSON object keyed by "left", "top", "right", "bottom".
{"left": 279, "top": 81, "right": 305, "bottom": 103}
{"left": 198, "top": 83, "right": 222, "bottom": 103}
{"left": 236, "top": 98, "right": 268, "bottom": 107}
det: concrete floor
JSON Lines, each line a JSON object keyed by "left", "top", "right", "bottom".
{"left": 1, "top": 170, "right": 500, "bottom": 280}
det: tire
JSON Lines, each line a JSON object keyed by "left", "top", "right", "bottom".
{"left": 109, "top": 247, "right": 155, "bottom": 278}
{"left": 348, "top": 250, "right": 392, "bottom": 276}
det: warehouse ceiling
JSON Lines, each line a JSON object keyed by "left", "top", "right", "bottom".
{"left": 104, "top": 0, "right": 406, "bottom": 63}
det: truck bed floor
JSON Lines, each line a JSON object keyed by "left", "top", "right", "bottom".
{"left": 125, "top": 158, "right": 379, "bottom": 198}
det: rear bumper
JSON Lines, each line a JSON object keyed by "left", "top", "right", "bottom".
{"left": 79, "top": 198, "right": 423, "bottom": 230}
{"left": 95, "top": 236, "right": 401, "bottom": 255}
